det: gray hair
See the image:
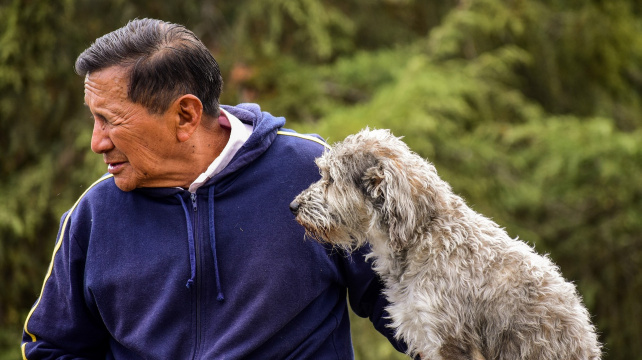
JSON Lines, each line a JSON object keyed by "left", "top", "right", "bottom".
{"left": 75, "top": 18, "right": 223, "bottom": 117}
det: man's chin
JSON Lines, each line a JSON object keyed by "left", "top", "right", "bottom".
{"left": 113, "top": 176, "right": 137, "bottom": 192}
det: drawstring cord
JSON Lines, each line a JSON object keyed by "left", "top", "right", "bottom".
{"left": 175, "top": 189, "right": 224, "bottom": 301}
{"left": 209, "top": 185, "right": 225, "bottom": 302}
{"left": 176, "top": 194, "right": 197, "bottom": 289}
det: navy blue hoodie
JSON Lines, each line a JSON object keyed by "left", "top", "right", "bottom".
{"left": 22, "top": 103, "right": 405, "bottom": 359}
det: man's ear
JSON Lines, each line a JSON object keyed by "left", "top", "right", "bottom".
{"left": 175, "top": 94, "right": 203, "bottom": 142}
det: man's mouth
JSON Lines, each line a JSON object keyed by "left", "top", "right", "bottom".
{"left": 107, "top": 162, "right": 126, "bottom": 174}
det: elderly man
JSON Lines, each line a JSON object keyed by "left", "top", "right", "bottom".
{"left": 21, "top": 18, "right": 405, "bottom": 359}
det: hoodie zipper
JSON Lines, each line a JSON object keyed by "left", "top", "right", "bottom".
{"left": 191, "top": 192, "right": 203, "bottom": 359}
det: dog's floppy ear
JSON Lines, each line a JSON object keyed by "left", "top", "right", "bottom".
{"left": 362, "top": 161, "right": 385, "bottom": 200}
{"left": 363, "top": 157, "right": 419, "bottom": 252}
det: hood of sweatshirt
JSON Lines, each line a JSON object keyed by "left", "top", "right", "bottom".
{"left": 214, "top": 103, "right": 285, "bottom": 183}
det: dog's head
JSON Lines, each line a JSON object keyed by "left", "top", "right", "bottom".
{"left": 291, "top": 128, "right": 453, "bottom": 253}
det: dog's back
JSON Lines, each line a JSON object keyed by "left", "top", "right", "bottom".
{"left": 381, "top": 212, "right": 601, "bottom": 359}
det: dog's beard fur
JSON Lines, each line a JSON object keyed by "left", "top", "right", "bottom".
{"left": 292, "top": 128, "right": 601, "bottom": 360}
{"left": 293, "top": 171, "right": 373, "bottom": 251}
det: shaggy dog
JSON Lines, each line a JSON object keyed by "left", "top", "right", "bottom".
{"left": 290, "top": 129, "right": 601, "bottom": 360}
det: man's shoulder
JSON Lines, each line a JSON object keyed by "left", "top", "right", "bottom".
{"left": 71, "top": 174, "right": 146, "bottom": 215}
{"left": 273, "top": 129, "right": 330, "bottom": 160}
{"left": 54, "top": 175, "right": 117, "bottom": 236}
{"left": 76, "top": 174, "right": 117, "bottom": 202}
{"left": 276, "top": 130, "right": 330, "bottom": 150}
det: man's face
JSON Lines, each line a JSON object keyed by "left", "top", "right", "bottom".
{"left": 84, "top": 66, "right": 179, "bottom": 191}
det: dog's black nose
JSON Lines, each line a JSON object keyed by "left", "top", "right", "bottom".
{"left": 289, "top": 200, "right": 300, "bottom": 215}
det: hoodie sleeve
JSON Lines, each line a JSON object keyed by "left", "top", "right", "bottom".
{"left": 337, "top": 246, "right": 409, "bottom": 354}
{"left": 21, "top": 208, "right": 109, "bottom": 359}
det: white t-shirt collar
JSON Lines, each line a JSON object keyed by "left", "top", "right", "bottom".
{"left": 188, "top": 108, "right": 253, "bottom": 193}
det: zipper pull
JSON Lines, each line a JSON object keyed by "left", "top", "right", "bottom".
{"left": 191, "top": 193, "right": 197, "bottom": 212}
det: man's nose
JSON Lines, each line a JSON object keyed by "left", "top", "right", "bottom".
{"left": 90, "top": 119, "right": 113, "bottom": 154}
{"left": 289, "top": 200, "right": 300, "bottom": 215}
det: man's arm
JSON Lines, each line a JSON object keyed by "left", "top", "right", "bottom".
{"left": 337, "top": 245, "right": 409, "bottom": 354}
{"left": 21, "top": 211, "right": 109, "bottom": 359}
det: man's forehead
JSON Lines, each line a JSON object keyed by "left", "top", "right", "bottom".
{"left": 85, "top": 66, "right": 129, "bottom": 85}
{"left": 83, "top": 73, "right": 92, "bottom": 102}
{"left": 83, "top": 67, "right": 129, "bottom": 101}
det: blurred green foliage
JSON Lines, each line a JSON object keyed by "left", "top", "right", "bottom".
{"left": 1, "top": 0, "right": 641, "bottom": 359}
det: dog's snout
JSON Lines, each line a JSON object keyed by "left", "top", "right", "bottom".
{"left": 289, "top": 200, "right": 300, "bottom": 215}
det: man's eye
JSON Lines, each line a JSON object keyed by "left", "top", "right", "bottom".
{"left": 92, "top": 113, "right": 113, "bottom": 126}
